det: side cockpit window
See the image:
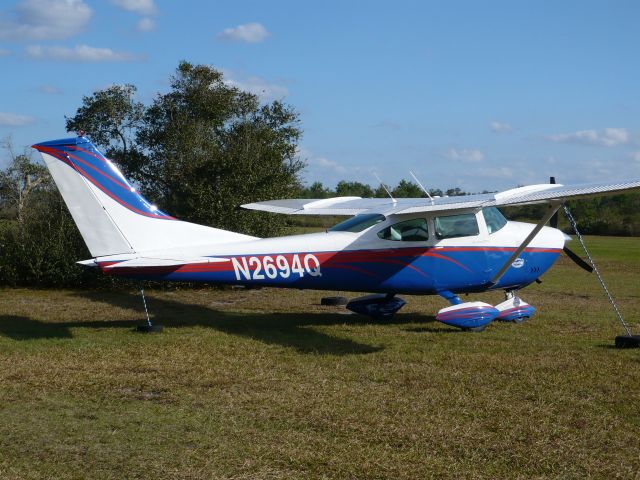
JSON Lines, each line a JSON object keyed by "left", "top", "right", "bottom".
{"left": 482, "top": 207, "right": 508, "bottom": 234}
{"left": 434, "top": 213, "right": 479, "bottom": 239}
{"left": 378, "top": 218, "right": 429, "bottom": 242}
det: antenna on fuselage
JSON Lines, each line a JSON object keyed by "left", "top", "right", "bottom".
{"left": 409, "top": 170, "right": 435, "bottom": 206}
{"left": 373, "top": 172, "right": 396, "bottom": 204}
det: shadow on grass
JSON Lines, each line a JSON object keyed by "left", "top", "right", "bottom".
{"left": 0, "top": 291, "right": 436, "bottom": 355}
{"left": 402, "top": 326, "right": 462, "bottom": 334}
{"left": 595, "top": 342, "right": 640, "bottom": 351}
{"left": 0, "top": 315, "right": 76, "bottom": 340}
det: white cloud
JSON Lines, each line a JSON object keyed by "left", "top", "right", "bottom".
{"left": 299, "top": 148, "right": 347, "bottom": 175}
{"left": 630, "top": 152, "right": 640, "bottom": 162}
{"left": 490, "top": 121, "right": 512, "bottom": 133}
{"left": 0, "top": 0, "right": 92, "bottom": 41}
{"left": 473, "top": 166, "right": 515, "bottom": 179}
{"left": 547, "top": 128, "right": 630, "bottom": 147}
{"left": 580, "top": 158, "right": 616, "bottom": 179}
{"left": 110, "top": 0, "right": 157, "bottom": 16}
{"left": 0, "top": 48, "right": 11, "bottom": 56}
{"left": 136, "top": 17, "right": 154, "bottom": 32}
{"left": 223, "top": 70, "right": 288, "bottom": 100}
{"left": 217, "top": 22, "right": 270, "bottom": 43}
{"left": 0, "top": 112, "right": 35, "bottom": 126}
{"left": 38, "top": 84, "right": 62, "bottom": 94}
{"left": 444, "top": 147, "right": 485, "bottom": 163}
{"left": 26, "top": 44, "right": 139, "bottom": 62}
{"left": 314, "top": 156, "right": 347, "bottom": 174}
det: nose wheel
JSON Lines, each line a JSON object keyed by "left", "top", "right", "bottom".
{"left": 495, "top": 291, "right": 535, "bottom": 323}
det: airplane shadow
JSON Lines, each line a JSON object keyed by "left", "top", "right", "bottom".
{"left": 0, "top": 315, "right": 76, "bottom": 340}
{"left": 401, "top": 326, "right": 463, "bottom": 334}
{"left": 0, "top": 291, "right": 438, "bottom": 356}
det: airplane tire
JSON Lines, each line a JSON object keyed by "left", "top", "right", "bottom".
{"left": 321, "top": 296, "right": 348, "bottom": 306}
{"left": 513, "top": 316, "right": 529, "bottom": 324}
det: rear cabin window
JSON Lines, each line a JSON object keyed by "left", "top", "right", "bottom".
{"left": 378, "top": 218, "right": 429, "bottom": 242}
{"left": 434, "top": 213, "right": 479, "bottom": 239}
{"left": 329, "top": 213, "right": 386, "bottom": 233}
{"left": 482, "top": 207, "right": 508, "bottom": 234}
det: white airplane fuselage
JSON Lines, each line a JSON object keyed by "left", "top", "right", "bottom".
{"left": 97, "top": 211, "right": 568, "bottom": 295}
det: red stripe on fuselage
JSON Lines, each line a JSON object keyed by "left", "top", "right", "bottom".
{"left": 99, "top": 246, "right": 561, "bottom": 277}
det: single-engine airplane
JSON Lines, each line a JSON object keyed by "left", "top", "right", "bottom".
{"left": 32, "top": 136, "right": 640, "bottom": 331}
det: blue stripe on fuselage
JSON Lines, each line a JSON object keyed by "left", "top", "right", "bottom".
{"left": 104, "top": 246, "right": 561, "bottom": 295}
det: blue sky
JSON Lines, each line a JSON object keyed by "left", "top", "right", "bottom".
{"left": 1, "top": 0, "right": 639, "bottom": 192}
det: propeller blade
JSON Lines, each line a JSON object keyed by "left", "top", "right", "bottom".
{"left": 563, "top": 246, "right": 594, "bottom": 273}
{"left": 549, "top": 176, "right": 558, "bottom": 228}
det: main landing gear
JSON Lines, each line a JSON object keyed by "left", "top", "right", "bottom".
{"left": 338, "top": 290, "right": 535, "bottom": 332}
{"left": 333, "top": 289, "right": 537, "bottom": 332}
{"left": 345, "top": 293, "right": 406, "bottom": 319}
{"left": 435, "top": 290, "right": 535, "bottom": 331}
{"left": 494, "top": 291, "right": 536, "bottom": 323}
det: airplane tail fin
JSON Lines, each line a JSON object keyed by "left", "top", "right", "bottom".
{"left": 32, "top": 136, "right": 255, "bottom": 258}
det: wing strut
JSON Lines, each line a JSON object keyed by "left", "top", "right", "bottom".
{"left": 489, "top": 203, "right": 561, "bottom": 287}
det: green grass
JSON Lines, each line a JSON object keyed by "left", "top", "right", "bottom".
{"left": 1, "top": 236, "right": 639, "bottom": 479}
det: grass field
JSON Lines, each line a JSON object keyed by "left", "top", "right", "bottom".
{"left": 1, "top": 236, "right": 639, "bottom": 479}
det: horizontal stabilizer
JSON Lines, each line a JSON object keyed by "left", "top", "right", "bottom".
{"left": 103, "top": 256, "right": 230, "bottom": 269}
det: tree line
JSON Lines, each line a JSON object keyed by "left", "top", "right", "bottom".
{"left": 0, "top": 60, "right": 638, "bottom": 287}
{"left": 298, "top": 180, "right": 468, "bottom": 199}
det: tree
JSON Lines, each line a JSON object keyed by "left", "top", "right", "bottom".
{"left": 65, "top": 62, "right": 304, "bottom": 237}
{"left": 446, "top": 187, "right": 464, "bottom": 197}
{"left": 392, "top": 179, "right": 424, "bottom": 198}
{"left": 300, "top": 181, "right": 332, "bottom": 198}
{"left": 65, "top": 84, "right": 145, "bottom": 179}
{"left": 0, "top": 140, "right": 91, "bottom": 286}
{"left": 335, "top": 181, "right": 374, "bottom": 198}
{"left": 373, "top": 184, "right": 390, "bottom": 198}
{"left": 137, "top": 62, "right": 303, "bottom": 235}
{"left": 0, "top": 138, "right": 48, "bottom": 225}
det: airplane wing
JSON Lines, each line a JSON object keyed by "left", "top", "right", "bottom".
{"left": 241, "top": 179, "right": 640, "bottom": 216}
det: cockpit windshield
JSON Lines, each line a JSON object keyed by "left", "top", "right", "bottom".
{"left": 329, "top": 213, "right": 386, "bottom": 233}
{"left": 482, "top": 207, "right": 508, "bottom": 234}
